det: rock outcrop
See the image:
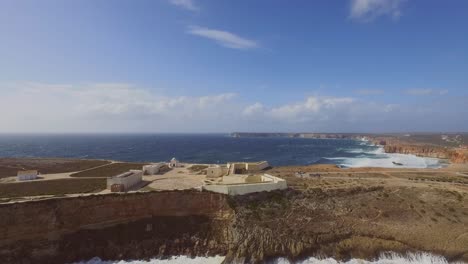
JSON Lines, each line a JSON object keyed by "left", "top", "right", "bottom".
{"left": 1, "top": 186, "right": 467, "bottom": 263}
{"left": 372, "top": 138, "right": 468, "bottom": 164}
{"left": 0, "top": 191, "right": 233, "bottom": 264}
{"left": 383, "top": 144, "right": 452, "bottom": 159}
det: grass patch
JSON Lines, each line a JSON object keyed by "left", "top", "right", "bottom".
{"left": 0, "top": 178, "right": 106, "bottom": 198}
{"left": 188, "top": 165, "right": 208, "bottom": 172}
{"left": 70, "top": 163, "right": 147, "bottom": 178}
{"left": 0, "top": 158, "right": 111, "bottom": 178}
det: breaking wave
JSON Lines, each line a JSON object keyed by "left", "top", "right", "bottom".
{"left": 329, "top": 143, "right": 443, "bottom": 169}
{"left": 74, "top": 256, "right": 225, "bottom": 264}
{"left": 75, "top": 252, "right": 465, "bottom": 264}
{"left": 275, "top": 252, "right": 465, "bottom": 263}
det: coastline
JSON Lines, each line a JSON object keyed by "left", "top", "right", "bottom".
{"left": 0, "top": 133, "right": 467, "bottom": 263}
{"left": 1, "top": 162, "right": 468, "bottom": 263}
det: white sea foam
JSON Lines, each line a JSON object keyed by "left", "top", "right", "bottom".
{"left": 275, "top": 252, "right": 463, "bottom": 263}
{"left": 329, "top": 154, "right": 441, "bottom": 169}
{"left": 335, "top": 145, "right": 443, "bottom": 169}
{"left": 74, "top": 255, "right": 225, "bottom": 264}
{"left": 344, "top": 148, "right": 365, "bottom": 154}
{"left": 75, "top": 252, "right": 465, "bottom": 264}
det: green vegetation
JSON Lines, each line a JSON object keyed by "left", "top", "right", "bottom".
{"left": 407, "top": 175, "right": 468, "bottom": 185}
{"left": 188, "top": 165, "right": 208, "bottom": 172}
{"left": 70, "top": 163, "right": 147, "bottom": 178}
{"left": 0, "top": 178, "right": 106, "bottom": 198}
{"left": 0, "top": 158, "right": 111, "bottom": 178}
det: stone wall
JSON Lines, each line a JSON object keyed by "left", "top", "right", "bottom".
{"left": 203, "top": 174, "right": 287, "bottom": 196}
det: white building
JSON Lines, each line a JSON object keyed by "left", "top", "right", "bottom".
{"left": 203, "top": 174, "right": 287, "bottom": 196}
{"left": 227, "top": 161, "right": 270, "bottom": 175}
{"left": 143, "top": 163, "right": 165, "bottom": 175}
{"left": 17, "top": 170, "right": 38, "bottom": 181}
{"left": 107, "top": 170, "right": 143, "bottom": 192}
{"left": 169, "top": 157, "right": 179, "bottom": 168}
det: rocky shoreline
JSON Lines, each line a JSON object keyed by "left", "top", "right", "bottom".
{"left": 230, "top": 132, "right": 468, "bottom": 164}
{"left": 370, "top": 138, "right": 468, "bottom": 164}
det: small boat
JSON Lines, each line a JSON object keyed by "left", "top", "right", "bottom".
{"left": 392, "top": 161, "right": 403, "bottom": 166}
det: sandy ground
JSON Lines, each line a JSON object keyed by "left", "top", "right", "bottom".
{"left": 146, "top": 165, "right": 206, "bottom": 191}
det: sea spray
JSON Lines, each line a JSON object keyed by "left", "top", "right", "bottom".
{"left": 75, "top": 252, "right": 465, "bottom": 264}
{"left": 272, "top": 252, "right": 463, "bottom": 263}
{"left": 331, "top": 144, "right": 443, "bottom": 169}
{"left": 74, "top": 255, "right": 226, "bottom": 264}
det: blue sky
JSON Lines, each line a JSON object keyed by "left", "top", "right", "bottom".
{"left": 0, "top": 0, "right": 467, "bottom": 133}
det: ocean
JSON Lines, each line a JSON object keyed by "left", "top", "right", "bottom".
{"left": 0, "top": 134, "right": 443, "bottom": 168}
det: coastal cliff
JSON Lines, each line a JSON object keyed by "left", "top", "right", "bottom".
{"left": 1, "top": 185, "right": 467, "bottom": 263}
{"left": 0, "top": 191, "right": 233, "bottom": 264}
{"left": 376, "top": 140, "right": 468, "bottom": 164}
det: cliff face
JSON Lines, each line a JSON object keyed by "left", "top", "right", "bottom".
{"left": 383, "top": 144, "right": 452, "bottom": 159}
{"left": 1, "top": 187, "right": 467, "bottom": 263}
{"left": 450, "top": 148, "right": 468, "bottom": 163}
{"left": 371, "top": 138, "right": 468, "bottom": 164}
{"left": 0, "top": 191, "right": 233, "bottom": 264}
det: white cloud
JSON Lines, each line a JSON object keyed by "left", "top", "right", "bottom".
{"left": 243, "top": 102, "right": 265, "bottom": 116}
{"left": 169, "top": 0, "right": 199, "bottom": 11}
{"left": 349, "top": 0, "right": 405, "bottom": 21}
{"left": 0, "top": 82, "right": 238, "bottom": 132}
{"left": 439, "top": 89, "right": 449, "bottom": 95}
{"left": 405, "top": 89, "right": 449, "bottom": 96}
{"left": 269, "top": 96, "right": 356, "bottom": 121}
{"left": 0, "top": 82, "right": 465, "bottom": 133}
{"left": 199, "top": 93, "right": 237, "bottom": 108}
{"left": 187, "top": 26, "right": 258, "bottom": 50}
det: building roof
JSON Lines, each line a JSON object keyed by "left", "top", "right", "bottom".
{"left": 112, "top": 170, "right": 141, "bottom": 179}
{"left": 228, "top": 161, "right": 268, "bottom": 165}
{"left": 17, "top": 170, "right": 38, "bottom": 176}
{"left": 144, "top": 163, "right": 164, "bottom": 168}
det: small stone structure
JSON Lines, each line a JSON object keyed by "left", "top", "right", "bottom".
{"left": 203, "top": 174, "right": 287, "bottom": 196}
{"left": 143, "top": 163, "right": 165, "bottom": 175}
{"left": 169, "top": 158, "right": 179, "bottom": 168}
{"left": 107, "top": 170, "right": 143, "bottom": 192}
{"left": 206, "top": 165, "right": 229, "bottom": 178}
{"left": 17, "top": 170, "right": 38, "bottom": 181}
{"left": 206, "top": 161, "right": 270, "bottom": 178}
{"left": 227, "top": 161, "right": 269, "bottom": 174}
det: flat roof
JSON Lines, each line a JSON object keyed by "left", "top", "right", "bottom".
{"left": 112, "top": 170, "right": 141, "bottom": 179}
{"left": 228, "top": 161, "right": 268, "bottom": 165}
{"left": 17, "top": 170, "right": 38, "bottom": 175}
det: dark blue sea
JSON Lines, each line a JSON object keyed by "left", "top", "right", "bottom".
{"left": 0, "top": 134, "right": 442, "bottom": 168}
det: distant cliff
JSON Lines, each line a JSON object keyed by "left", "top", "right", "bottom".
{"left": 370, "top": 137, "right": 468, "bottom": 164}
{"left": 230, "top": 132, "right": 363, "bottom": 139}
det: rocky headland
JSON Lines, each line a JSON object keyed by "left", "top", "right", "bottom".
{"left": 1, "top": 172, "right": 468, "bottom": 264}
{"left": 231, "top": 132, "right": 468, "bottom": 164}
{"left": 370, "top": 137, "right": 468, "bottom": 164}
